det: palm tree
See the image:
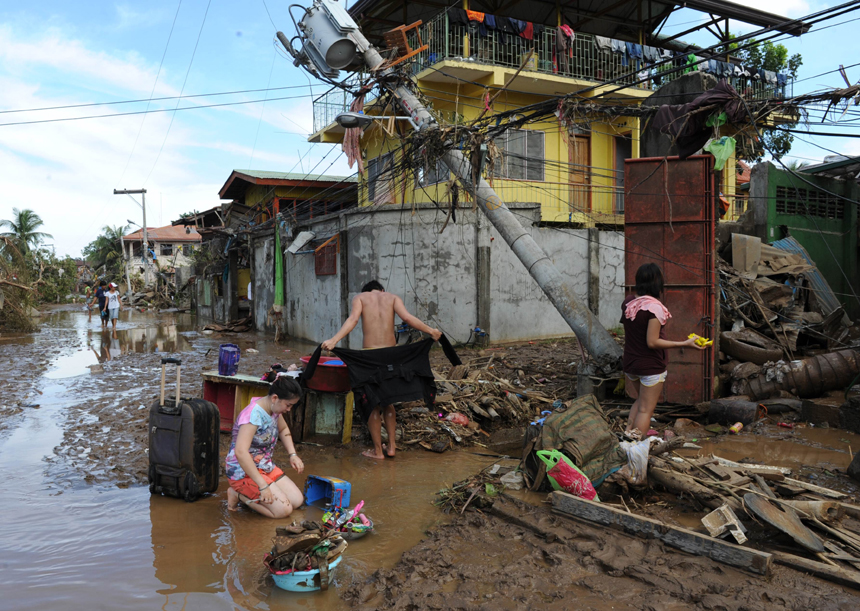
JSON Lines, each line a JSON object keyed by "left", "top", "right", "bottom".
{"left": 82, "top": 224, "right": 130, "bottom": 276}
{"left": 0, "top": 208, "right": 52, "bottom": 254}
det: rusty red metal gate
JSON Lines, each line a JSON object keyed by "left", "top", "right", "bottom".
{"left": 624, "top": 156, "right": 716, "bottom": 405}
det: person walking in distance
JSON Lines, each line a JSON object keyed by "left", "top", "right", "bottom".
{"left": 103, "top": 282, "right": 122, "bottom": 331}
{"left": 322, "top": 281, "right": 441, "bottom": 459}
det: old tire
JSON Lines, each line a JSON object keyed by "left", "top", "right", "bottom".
{"left": 720, "top": 331, "right": 783, "bottom": 365}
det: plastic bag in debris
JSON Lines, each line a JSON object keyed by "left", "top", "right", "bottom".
{"left": 617, "top": 437, "right": 659, "bottom": 486}
{"left": 537, "top": 450, "right": 599, "bottom": 501}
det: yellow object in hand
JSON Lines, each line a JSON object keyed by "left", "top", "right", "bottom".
{"left": 688, "top": 333, "right": 713, "bottom": 348}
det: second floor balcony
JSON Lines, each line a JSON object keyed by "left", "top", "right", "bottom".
{"left": 311, "top": 9, "right": 793, "bottom": 140}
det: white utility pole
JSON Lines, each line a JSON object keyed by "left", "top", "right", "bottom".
{"left": 114, "top": 188, "right": 149, "bottom": 288}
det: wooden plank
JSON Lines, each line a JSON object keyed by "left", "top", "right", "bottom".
{"left": 713, "top": 455, "right": 791, "bottom": 475}
{"left": 783, "top": 478, "right": 848, "bottom": 500}
{"left": 773, "top": 552, "right": 860, "bottom": 590}
{"left": 551, "top": 491, "right": 772, "bottom": 575}
{"left": 342, "top": 391, "right": 354, "bottom": 445}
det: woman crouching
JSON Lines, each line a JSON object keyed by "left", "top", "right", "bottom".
{"left": 225, "top": 377, "right": 305, "bottom": 518}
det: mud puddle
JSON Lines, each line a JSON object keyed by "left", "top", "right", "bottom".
{"left": 0, "top": 310, "right": 498, "bottom": 610}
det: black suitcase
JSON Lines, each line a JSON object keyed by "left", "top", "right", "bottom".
{"left": 148, "top": 357, "right": 220, "bottom": 502}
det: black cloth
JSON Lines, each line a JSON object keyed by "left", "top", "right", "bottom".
{"left": 648, "top": 80, "right": 745, "bottom": 159}
{"left": 449, "top": 8, "right": 469, "bottom": 26}
{"left": 301, "top": 336, "right": 461, "bottom": 424}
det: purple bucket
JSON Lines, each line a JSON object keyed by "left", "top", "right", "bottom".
{"left": 218, "top": 344, "right": 240, "bottom": 376}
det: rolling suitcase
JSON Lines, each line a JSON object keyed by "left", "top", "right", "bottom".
{"left": 148, "top": 357, "right": 220, "bottom": 502}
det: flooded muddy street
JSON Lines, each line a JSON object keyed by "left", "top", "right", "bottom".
{"left": 0, "top": 309, "right": 494, "bottom": 610}
{"left": 3, "top": 309, "right": 860, "bottom": 609}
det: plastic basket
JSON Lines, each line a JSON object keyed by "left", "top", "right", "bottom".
{"left": 271, "top": 555, "right": 343, "bottom": 592}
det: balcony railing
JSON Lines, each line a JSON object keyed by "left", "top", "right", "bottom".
{"left": 409, "top": 11, "right": 791, "bottom": 99}
{"left": 312, "top": 11, "right": 791, "bottom": 134}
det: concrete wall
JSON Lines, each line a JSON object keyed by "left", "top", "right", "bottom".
{"left": 277, "top": 204, "right": 626, "bottom": 346}
{"left": 251, "top": 229, "right": 277, "bottom": 331}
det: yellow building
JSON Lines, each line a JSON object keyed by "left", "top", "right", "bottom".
{"left": 310, "top": 0, "right": 802, "bottom": 226}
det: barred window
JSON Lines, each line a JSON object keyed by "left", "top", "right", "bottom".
{"left": 160, "top": 243, "right": 173, "bottom": 256}
{"left": 493, "top": 129, "right": 545, "bottom": 181}
{"left": 775, "top": 186, "right": 845, "bottom": 219}
{"left": 367, "top": 152, "right": 395, "bottom": 204}
{"left": 416, "top": 159, "right": 448, "bottom": 187}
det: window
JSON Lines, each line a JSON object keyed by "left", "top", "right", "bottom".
{"left": 493, "top": 129, "right": 544, "bottom": 181}
{"left": 132, "top": 242, "right": 142, "bottom": 257}
{"left": 775, "top": 186, "right": 844, "bottom": 219}
{"left": 367, "top": 152, "right": 395, "bottom": 204}
{"left": 416, "top": 159, "right": 448, "bottom": 187}
{"left": 613, "top": 133, "right": 633, "bottom": 214}
{"left": 182, "top": 244, "right": 194, "bottom": 256}
{"left": 160, "top": 243, "right": 173, "bottom": 256}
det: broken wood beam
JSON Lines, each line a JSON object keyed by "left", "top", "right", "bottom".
{"left": 773, "top": 552, "right": 860, "bottom": 591}
{"left": 783, "top": 477, "right": 848, "bottom": 500}
{"left": 550, "top": 491, "right": 772, "bottom": 575}
{"left": 649, "top": 460, "right": 740, "bottom": 511}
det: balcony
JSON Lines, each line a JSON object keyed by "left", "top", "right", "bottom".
{"left": 310, "top": 11, "right": 792, "bottom": 141}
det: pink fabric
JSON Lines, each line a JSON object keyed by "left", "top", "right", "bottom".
{"left": 624, "top": 296, "right": 671, "bottom": 325}
{"left": 235, "top": 397, "right": 261, "bottom": 426}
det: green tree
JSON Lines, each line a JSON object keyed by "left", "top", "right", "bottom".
{"left": 82, "top": 224, "right": 130, "bottom": 278}
{"left": 0, "top": 208, "right": 52, "bottom": 254}
{"left": 728, "top": 38, "right": 803, "bottom": 162}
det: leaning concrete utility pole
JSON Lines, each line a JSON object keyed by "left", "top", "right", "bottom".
{"left": 279, "top": 1, "right": 622, "bottom": 359}
{"left": 114, "top": 188, "right": 149, "bottom": 288}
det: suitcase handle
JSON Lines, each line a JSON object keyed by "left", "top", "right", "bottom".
{"left": 160, "top": 358, "right": 182, "bottom": 406}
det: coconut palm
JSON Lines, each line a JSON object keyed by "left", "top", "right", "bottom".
{"left": 82, "top": 224, "right": 130, "bottom": 277}
{"left": 0, "top": 208, "right": 52, "bottom": 254}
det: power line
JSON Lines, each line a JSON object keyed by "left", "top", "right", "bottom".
{"left": 143, "top": 0, "right": 213, "bottom": 186}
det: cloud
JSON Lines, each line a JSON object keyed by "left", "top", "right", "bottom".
{"left": 0, "top": 24, "right": 178, "bottom": 98}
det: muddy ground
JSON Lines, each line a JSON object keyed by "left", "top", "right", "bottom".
{"left": 344, "top": 495, "right": 860, "bottom": 610}
{"left": 24, "top": 317, "right": 584, "bottom": 489}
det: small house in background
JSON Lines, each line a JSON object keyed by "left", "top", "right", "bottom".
{"left": 182, "top": 170, "right": 358, "bottom": 328}
{"left": 122, "top": 225, "right": 202, "bottom": 287}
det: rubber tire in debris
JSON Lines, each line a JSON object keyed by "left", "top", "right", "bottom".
{"left": 719, "top": 331, "right": 782, "bottom": 365}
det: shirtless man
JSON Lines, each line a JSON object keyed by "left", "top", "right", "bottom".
{"left": 322, "top": 280, "right": 441, "bottom": 459}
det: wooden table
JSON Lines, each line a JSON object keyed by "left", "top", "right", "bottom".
{"left": 202, "top": 371, "right": 271, "bottom": 432}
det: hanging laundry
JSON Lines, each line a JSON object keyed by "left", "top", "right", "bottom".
{"left": 610, "top": 38, "right": 625, "bottom": 54}
{"left": 594, "top": 35, "right": 611, "bottom": 52}
{"left": 449, "top": 8, "right": 469, "bottom": 26}
{"left": 466, "top": 10, "right": 485, "bottom": 22}
{"left": 560, "top": 24, "right": 574, "bottom": 41}
{"left": 643, "top": 45, "right": 660, "bottom": 62}
{"left": 707, "top": 59, "right": 718, "bottom": 74}
{"left": 555, "top": 26, "right": 571, "bottom": 73}
{"left": 625, "top": 42, "right": 642, "bottom": 60}
{"left": 660, "top": 49, "right": 673, "bottom": 60}
{"left": 485, "top": 15, "right": 505, "bottom": 43}
{"left": 777, "top": 73, "right": 787, "bottom": 87}
{"left": 520, "top": 21, "right": 533, "bottom": 40}
{"left": 764, "top": 70, "right": 778, "bottom": 85}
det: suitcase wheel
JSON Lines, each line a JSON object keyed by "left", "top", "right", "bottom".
{"left": 183, "top": 471, "right": 200, "bottom": 503}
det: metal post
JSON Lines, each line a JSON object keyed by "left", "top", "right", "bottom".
{"left": 121, "top": 236, "right": 133, "bottom": 304}
{"left": 141, "top": 191, "right": 149, "bottom": 288}
{"left": 114, "top": 188, "right": 149, "bottom": 288}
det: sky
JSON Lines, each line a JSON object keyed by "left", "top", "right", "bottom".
{"left": 0, "top": 0, "right": 858, "bottom": 258}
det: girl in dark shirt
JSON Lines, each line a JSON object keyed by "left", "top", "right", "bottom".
{"left": 621, "top": 263, "right": 706, "bottom": 438}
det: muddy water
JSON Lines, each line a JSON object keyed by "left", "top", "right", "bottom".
{"left": 0, "top": 310, "right": 494, "bottom": 610}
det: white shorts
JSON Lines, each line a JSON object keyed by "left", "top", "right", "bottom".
{"left": 626, "top": 371, "right": 667, "bottom": 387}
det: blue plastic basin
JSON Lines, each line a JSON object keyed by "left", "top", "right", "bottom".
{"left": 271, "top": 555, "right": 343, "bottom": 592}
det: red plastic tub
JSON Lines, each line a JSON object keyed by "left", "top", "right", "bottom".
{"left": 299, "top": 356, "right": 351, "bottom": 392}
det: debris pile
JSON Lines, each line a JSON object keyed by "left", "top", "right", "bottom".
{"left": 644, "top": 442, "right": 860, "bottom": 587}
{"left": 264, "top": 521, "right": 348, "bottom": 573}
{"left": 719, "top": 233, "right": 859, "bottom": 400}
{"left": 398, "top": 360, "right": 572, "bottom": 452}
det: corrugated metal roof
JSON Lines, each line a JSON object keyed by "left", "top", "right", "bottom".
{"left": 231, "top": 170, "right": 357, "bottom": 183}
{"left": 769, "top": 236, "right": 842, "bottom": 317}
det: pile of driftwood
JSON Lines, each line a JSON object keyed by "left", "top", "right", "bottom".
{"left": 202, "top": 316, "right": 253, "bottom": 333}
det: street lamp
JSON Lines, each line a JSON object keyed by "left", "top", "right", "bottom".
{"left": 335, "top": 111, "right": 417, "bottom": 130}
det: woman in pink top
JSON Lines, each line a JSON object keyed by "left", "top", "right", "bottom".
{"left": 621, "top": 263, "right": 706, "bottom": 438}
{"left": 225, "top": 377, "right": 305, "bottom": 518}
